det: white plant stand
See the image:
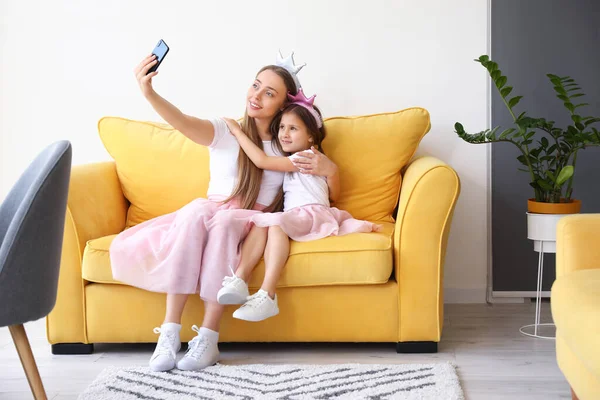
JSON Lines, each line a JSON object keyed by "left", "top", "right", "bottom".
{"left": 519, "top": 212, "right": 566, "bottom": 339}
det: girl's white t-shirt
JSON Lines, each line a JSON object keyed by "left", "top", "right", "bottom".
{"left": 283, "top": 150, "right": 330, "bottom": 212}
{"left": 207, "top": 118, "right": 284, "bottom": 206}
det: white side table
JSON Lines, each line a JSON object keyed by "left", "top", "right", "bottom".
{"left": 519, "top": 212, "right": 565, "bottom": 339}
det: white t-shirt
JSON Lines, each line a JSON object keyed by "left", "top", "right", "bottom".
{"left": 207, "top": 118, "right": 284, "bottom": 206}
{"left": 283, "top": 150, "right": 330, "bottom": 212}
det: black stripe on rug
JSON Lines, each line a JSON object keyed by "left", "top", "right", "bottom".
{"left": 368, "top": 381, "right": 437, "bottom": 400}
{"left": 265, "top": 367, "right": 393, "bottom": 395}
{"left": 115, "top": 373, "right": 224, "bottom": 400}
{"left": 282, "top": 369, "right": 434, "bottom": 400}
{"left": 311, "top": 372, "right": 436, "bottom": 399}
{"left": 106, "top": 385, "right": 167, "bottom": 400}
{"left": 172, "top": 366, "right": 355, "bottom": 388}
{"left": 234, "top": 367, "right": 303, "bottom": 377}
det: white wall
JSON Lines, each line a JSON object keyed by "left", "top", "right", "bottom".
{"left": 0, "top": 0, "right": 489, "bottom": 303}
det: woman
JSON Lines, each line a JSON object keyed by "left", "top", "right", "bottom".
{"left": 109, "top": 52, "right": 338, "bottom": 372}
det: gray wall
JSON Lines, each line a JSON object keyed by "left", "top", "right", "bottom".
{"left": 491, "top": 0, "right": 600, "bottom": 293}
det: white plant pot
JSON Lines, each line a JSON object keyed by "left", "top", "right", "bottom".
{"left": 526, "top": 212, "right": 571, "bottom": 253}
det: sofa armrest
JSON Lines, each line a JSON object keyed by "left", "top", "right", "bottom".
{"left": 47, "top": 162, "right": 128, "bottom": 344}
{"left": 394, "top": 156, "right": 460, "bottom": 342}
{"left": 556, "top": 214, "right": 600, "bottom": 278}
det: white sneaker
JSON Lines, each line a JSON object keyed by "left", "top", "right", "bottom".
{"left": 233, "top": 289, "right": 279, "bottom": 322}
{"left": 176, "top": 325, "right": 220, "bottom": 371}
{"left": 149, "top": 325, "right": 181, "bottom": 372}
{"left": 217, "top": 274, "right": 249, "bottom": 305}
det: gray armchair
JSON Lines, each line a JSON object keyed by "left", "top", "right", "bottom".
{"left": 0, "top": 141, "right": 72, "bottom": 400}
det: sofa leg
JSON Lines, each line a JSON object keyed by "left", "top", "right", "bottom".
{"left": 51, "top": 343, "right": 94, "bottom": 355}
{"left": 396, "top": 341, "right": 438, "bottom": 354}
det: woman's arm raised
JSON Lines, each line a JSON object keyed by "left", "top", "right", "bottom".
{"left": 135, "top": 55, "right": 214, "bottom": 146}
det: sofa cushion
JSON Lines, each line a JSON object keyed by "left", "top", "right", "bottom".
{"left": 322, "top": 108, "right": 430, "bottom": 222}
{"left": 82, "top": 222, "right": 395, "bottom": 288}
{"left": 98, "top": 117, "right": 210, "bottom": 228}
{"left": 98, "top": 109, "right": 430, "bottom": 227}
{"left": 551, "top": 268, "right": 600, "bottom": 379}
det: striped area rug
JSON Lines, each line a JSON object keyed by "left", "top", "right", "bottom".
{"left": 79, "top": 363, "right": 463, "bottom": 400}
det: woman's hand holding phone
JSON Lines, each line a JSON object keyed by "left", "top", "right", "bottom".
{"left": 134, "top": 55, "right": 159, "bottom": 98}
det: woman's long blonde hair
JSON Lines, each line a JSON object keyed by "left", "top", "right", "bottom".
{"left": 225, "top": 65, "right": 297, "bottom": 212}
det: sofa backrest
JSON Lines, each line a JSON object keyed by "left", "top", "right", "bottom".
{"left": 98, "top": 108, "right": 430, "bottom": 228}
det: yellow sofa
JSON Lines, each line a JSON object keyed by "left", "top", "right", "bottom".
{"left": 552, "top": 214, "right": 600, "bottom": 400}
{"left": 46, "top": 108, "right": 460, "bottom": 354}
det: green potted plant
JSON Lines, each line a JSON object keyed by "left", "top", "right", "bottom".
{"left": 455, "top": 55, "right": 600, "bottom": 214}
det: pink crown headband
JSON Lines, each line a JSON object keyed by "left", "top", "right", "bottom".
{"left": 287, "top": 88, "right": 323, "bottom": 128}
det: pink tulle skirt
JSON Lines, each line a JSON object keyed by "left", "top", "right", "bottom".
{"left": 250, "top": 204, "right": 380, "bottom": 242}
{"left": 109, "top": 196, "right": 262, "bottom": 301}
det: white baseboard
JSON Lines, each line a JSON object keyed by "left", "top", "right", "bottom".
{"left": 489, "top": 296, "right": 526, "bottom": 304}
{"left": 443, "top": 290, "right": 551, "bottom": 304}
{"left": 444, "top": 288, "right": 487, "bottom": 303}
{"left": 492, "top": 291, "right": 551, "bottom": 298}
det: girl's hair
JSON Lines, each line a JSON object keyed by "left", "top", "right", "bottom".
{"left": 272, "top": 103, "right": 326, "bottom": 156}
{"left": 225, "top": 65, "right": 297, "bottom": 212}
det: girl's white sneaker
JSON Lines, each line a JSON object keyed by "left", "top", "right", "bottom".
{"left": 217, "top": 275, "right": 249, "bottom": 305}
{"left": 233, "top": 290, "right": 279, "bottom": 322}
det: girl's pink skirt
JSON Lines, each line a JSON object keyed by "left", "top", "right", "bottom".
{"left": 250, "top": 204, "right": 380, "bottom": 242}
{"left": 109, "top": 196, "right": 262, "bottom": 301}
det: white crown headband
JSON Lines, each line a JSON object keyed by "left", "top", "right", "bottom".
{"left": 275, "top": 50, "right": 306, "bottom": 89}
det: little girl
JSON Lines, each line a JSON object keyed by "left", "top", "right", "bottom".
{"left": 217, "top": 88, "right": 381, "bottom": 322}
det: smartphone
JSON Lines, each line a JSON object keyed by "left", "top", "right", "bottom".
{"left": 147, "top": 39, "right": 169, "bottom": 75}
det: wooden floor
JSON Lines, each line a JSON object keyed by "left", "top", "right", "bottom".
{"left": 0, "top": 303, "right": 571, "bottom": 400}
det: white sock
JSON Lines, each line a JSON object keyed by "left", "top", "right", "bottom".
{"left": 161, "top": 322, "right": 181, "bottom": 332}
{"left": 199, "top": 327, "right": 219, "bottom": 343}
